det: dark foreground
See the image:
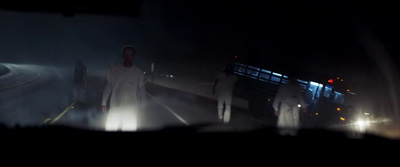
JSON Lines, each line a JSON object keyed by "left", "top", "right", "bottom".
{"left": 2, "top": 124, "right": 399, "bottom": 162}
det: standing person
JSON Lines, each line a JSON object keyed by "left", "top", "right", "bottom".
{"left": 101, "top": 45, "right": 146, "bottom": 131}
{"left": 212, "top": 63, "right": 238, "bottom": 123}
{"left": 72, "top": 60, "right": 87, "bottom": 104}
{"left": 273, "top": 73, "right": 307, "bottom": 136}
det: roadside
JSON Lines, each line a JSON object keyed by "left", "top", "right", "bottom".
{"left": 149, "top": 76, "right": 275, "bottom": 128}
{"left": 151, "top": 76, "right": 249, "bottom": 110}
{"left": 54, "top": 72, "right": 273, "bottom": 131}
{"left": 0, "top": 63, "right": 10, "bottom": 76}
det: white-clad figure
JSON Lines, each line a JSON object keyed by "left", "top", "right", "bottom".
{"left": 101, "top": 46, "right": 146, "bottom": 131}
{"left": 213, "top": 63, "right": 238, "bottom": 123}
{"left": 273, "top": 74, "right": 306, "bottom": 135}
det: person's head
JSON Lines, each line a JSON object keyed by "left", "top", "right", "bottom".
{"left": 287, "top": 71, "right": 298, "bottom": 84}
{"left": 224, "top": 63, "right": 234, "bottom": 74}
{"left": 122, "top": 46, "right": 136, "bottom": 63}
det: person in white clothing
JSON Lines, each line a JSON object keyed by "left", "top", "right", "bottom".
{"left": 213, "top": 63, "right": 238, "bottom": 123}
{"left": 101, "top": 46, "right": 146, "bottom": 131}
{"left": 273, "top": 73, "right": 307, "bottom": 136}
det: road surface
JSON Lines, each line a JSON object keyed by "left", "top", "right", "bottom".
{"left": 0, "top": 63, "right": 73, "bottom": 127}
{"left": 0, "top": 63, "right": 269, "bottom": 131}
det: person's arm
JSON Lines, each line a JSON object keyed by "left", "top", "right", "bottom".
{"left": 137, "top": 70, "right": 146, "bottom": 106}
{"left": 101, "top": 68, "right": 113, "bottom": 112}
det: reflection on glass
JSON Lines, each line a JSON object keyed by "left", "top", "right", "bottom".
{"left": 297, "top": 79, "right": 308, "bottom": 85}
{"left": 248, "top": 66, "right": 260, "bottom": 71}
{"left": 272, "top": 72, "right": 282, "bottom": 77}
{"left": 246, "top": 69, "right": 259, "bottom": 78}
{"left": 259, "top": 73, "right": 270, "bottom": 80}
{"left": 324, "top": 85, "right": 333, "bottom": 98}
{"left": 270, "top": 76, "right": 281, "bottom": 84}
{"left": 316, "top": 84, "right": 323, "bottom": 98}
{"left": 234, "top": 65, "right": 247, "bottom": 74}
{"left": 261, "top": 69, "right": 271, "bottom": 74}
{"left": 334, "top": 91, "right": 345, "bottom": 104}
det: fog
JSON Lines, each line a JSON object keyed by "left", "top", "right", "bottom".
{"left": 1, "top": 1, "right": 400, "bottom": 137}
{"left": 0, "top": 1, "right": 236, "bottom": 82}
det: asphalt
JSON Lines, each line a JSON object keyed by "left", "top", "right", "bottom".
{"left": 0, "top": 64, "right": 272, "bottom": 131}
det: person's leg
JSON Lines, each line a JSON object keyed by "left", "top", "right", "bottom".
{"left": 289, "top": 108, "right": 300, "bottom": 136}
{"left": 277, "top": 104, "right": 291, "bottom": 135}
{"left": 121, "top": 109, "right": 137, "bottom": 132}
{"left": 223, "top": 94, "right": 233, "bottom": 123}
{"left": 105, "top": 110, "right": 120, "bottom": 131}
{"left": 217, "top": 95, "right": 224, "bottom": 120}
{"left": 72, "top": 84, "right": 78, "bottom": 101}
{"left": 78, "top": 85, "right": 87, "bottom": 104}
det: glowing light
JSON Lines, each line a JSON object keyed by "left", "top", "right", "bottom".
{"left": 328, "top": 79, "right": 333, "bottom": 83}
{"left": 235, "top": 56, "right": 238, "bottom": 58}
{"left": 337, "top": 107, "right": 341, "bottom": 111}
{"left": 297, "top": 104, "right": 301, "bottom": 108}
{"left": 347, "top": 89, "right": 350, "bottom": 92}
{"left": 315, "top": 113, "right": 319, "bottom": 116}
{"left": 337, "top": 77, "right": 340, "bottom": 79}
{"left": 340, "top": 79, "right": 344, "bottom": 82}
{"left": 356, "top": 120, "right": 368, "bottom": 128}
{"left": 340, "top": 117, "right": 346, "bottom": 121}
{"left": 365, "top": 112, "right": 370, "bottom": 116}
{"left": 267, "top": 98, "right": 271, "bottom": 102}
{"left": 105, "top": 107, "right": 138, "bottom": 131}
{"left": 71, "top": 106, "right": 74, "bottom": 109}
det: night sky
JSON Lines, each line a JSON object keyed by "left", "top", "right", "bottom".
{"left": 0, "top": 1, "right": 399, "bottom": 81}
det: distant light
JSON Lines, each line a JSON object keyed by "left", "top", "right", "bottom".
{"left": 365, "top": 112, "right": 370, "bottom": 116}
{"left": 337, "top": 77, "right": 340, "bottom": 80}
{"left": 340, "top": 79, "right": 344, "bottom": 82}
{"left": 347, "top": 89, "right": 350, "bottom": 92}
{"left": 71, "top": 106, "right": 74, "bottom": 109}
{"left": 340, "top": 117, "right": 346, "bottom": 121}
{"left": 337, "top": 107, "right": 341, "bottom": 111}
{"left": 297, "top": 104, "right": 301, "bottom": 108}
{"left": 328, "top": 79, "right": 333, "bottom": 83}
{"left": 170, "top": 75, "right": 174, "bottom": 78}
{"left": 235, "top": 56, "right": 238, "bottom": 59}
{"left": 144, "top": 71, "right": 146, "bottom": 74}
{"left": 267, "top": 98, "right": 271, "bottom": 102}
{"left": 356, "top": 120, "right": 368, "bottom": 128}
{"left": 315, "top": 112, "right": 319, "bottom": 116}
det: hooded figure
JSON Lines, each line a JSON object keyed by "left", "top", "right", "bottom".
{"left": 273, "top": 73, "right": 306, "bottom": 135}
{"left": 72, "top": 60, "right": 87, "bottom": 103}
{"left": 213, "top": 63, "right": 238, "bottom": 123}
{"left": 101, "top": 46, "right": 146, "bottom": 131}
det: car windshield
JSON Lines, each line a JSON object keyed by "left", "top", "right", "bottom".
{"left": 1, "top": 0, "right": 400, "bottom": 139}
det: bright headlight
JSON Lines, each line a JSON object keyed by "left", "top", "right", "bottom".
{"left": 356, "top": 120, "right": 368, "bottom": 128}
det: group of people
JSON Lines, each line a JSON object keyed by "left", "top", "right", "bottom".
{"left": 213, "top": 63, "right": 308, "bottom": 135}
{"left": 74, "top": 45, "right": 307, "bottom": 134}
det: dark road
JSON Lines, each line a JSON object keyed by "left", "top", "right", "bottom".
{"left": 0, "top": 64, "right": 267, "bottom": 131}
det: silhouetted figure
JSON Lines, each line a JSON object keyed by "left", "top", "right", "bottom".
{"left": 273, "top": 73, "right": 307, "bottom": 136}
{"left": 101, "top": 46, "right": 146, "bottom": 131}
{"left": 72, "top": 60, "right": 87, "bottom": 104}
{"left": 213, "top": 63, "right": 238, "bottom": 123}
